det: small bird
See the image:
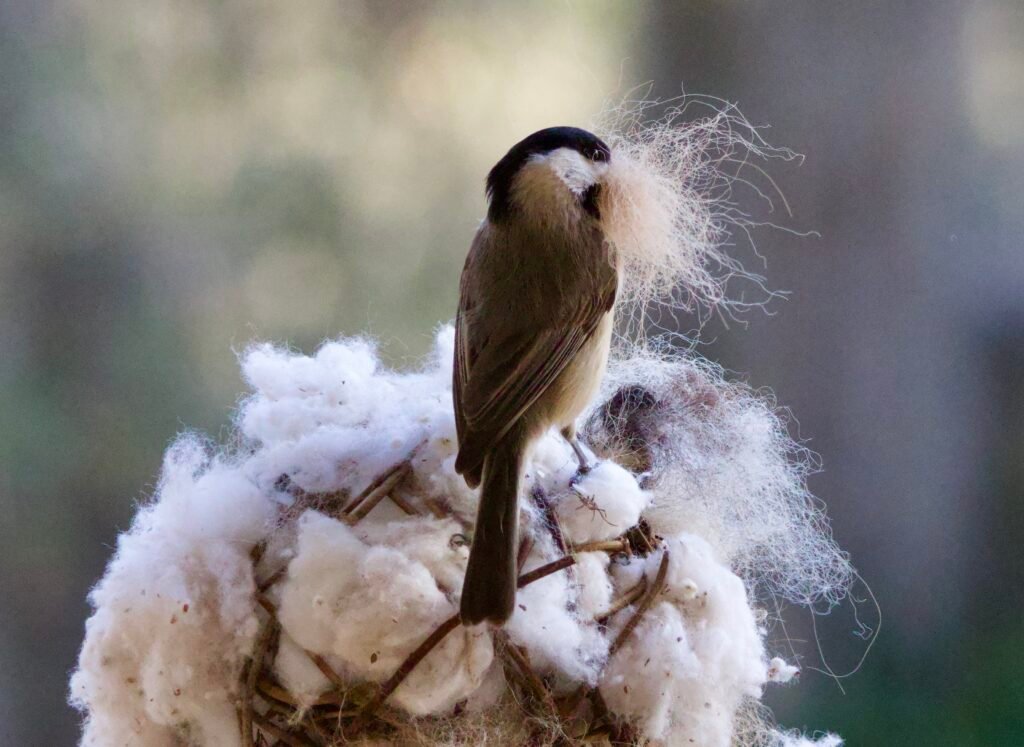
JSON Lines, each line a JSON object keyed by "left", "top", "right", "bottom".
{"left": 454, "top": 127, "right": 619, "bottom": 625}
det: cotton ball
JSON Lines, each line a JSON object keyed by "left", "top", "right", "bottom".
{"left": 527, "top": 430, "right": 582, "bottom": 488}
{"left": 70, "top": 437, "right": 274, "bottom": 747}
{"left": 601, "top": 604, "right": 707, "bottom": 742}
{"left": 278, "top": 511, "right": 492, "bottom": 715}
{"left": 505, "top": 556, "right": 607, "bottom": 688}
{"left": 274, "top": 633, "right": 333, "bottom": 708}
{"left": 574, "top": 552, "right": 613, "bottom": 619}
{"left": 600, "top": 536, "right": 767, "bottom": 746}
{"left": 553, "top": 461, "right": 649, "bottom": 544}
{"left": 766, "top": 657, "right": 800, "bottom": 684}
{"left": 357, "top": 516, "right": 470, "bottom": 595}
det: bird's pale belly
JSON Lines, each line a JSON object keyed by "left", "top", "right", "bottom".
{"left": 533, "top": 311, "right": 613, "bottom": 434}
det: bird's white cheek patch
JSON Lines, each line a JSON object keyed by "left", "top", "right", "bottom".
{"left": 536, "top": 147, "right": 605, "bottom": 196}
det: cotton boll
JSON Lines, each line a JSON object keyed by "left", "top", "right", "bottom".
{"left": 274, "top": 632, "right": 332, "bottom": 708}
{"left": 553, "top": 461, "right": 649, "bottom": 544}
{"left": 649, "top": 535, "right": 767, "bottom": 696}
{"left": 601, "top": 536, "right": 767, "bottom": 746}
{"left": 600, "top": 604, "right": 705, "bottom": 743}
{"left": 357, "top": 516, "right": 470, "bottom": 594}
{"left": 766, "top": 657, "right": 800, "bottom": 684}
{"left": 527, "top": 430, "right": 582, "bottom": 488}
{"left": 505, "top": 559, "right": 607, "bottom": 687}
{"left": 278, "top": 512, "right": 492, "bottom": 715}
{"left": 574, "top": 552, "right": 613, "bottom": 619}
{"left": 70, "top": 438, "right": 274, "bottom": 747}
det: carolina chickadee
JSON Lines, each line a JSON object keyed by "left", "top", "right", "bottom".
{"left": 454, "top": 127, "right": 618, "bottom": 625}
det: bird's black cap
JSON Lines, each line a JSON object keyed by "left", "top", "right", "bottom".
{"left": 486, "top": 126, "right": 611, "bottom": 221}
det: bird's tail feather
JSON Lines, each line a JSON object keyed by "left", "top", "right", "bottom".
{"left": 459, "top": 434, "right": 523, "bottom": 625}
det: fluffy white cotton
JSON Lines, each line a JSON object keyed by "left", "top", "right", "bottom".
{"left": 505, "top": 550, "right": 608, "bottom": 688}
{"left": 72, "top": 326, "right": 849, "bottom": 746}
{"left": 69, "top": 438, "right": 277, "bottom": 746}
{"left": 600, "top": 535, "right": 767, "bottom": 746}
{"left": 554, "top": 460, "right": 650, "bottom": 544}
{"left": 278, "top": 511, "right": 491, "bottom": 714}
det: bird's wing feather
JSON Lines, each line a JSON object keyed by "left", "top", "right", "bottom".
{"left": 454, "top": 267, "right": 616, "bottom": 478}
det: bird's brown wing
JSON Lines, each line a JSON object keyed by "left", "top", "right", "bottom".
{"left": 453, "top": 269, "right": 617, "bottom": 482}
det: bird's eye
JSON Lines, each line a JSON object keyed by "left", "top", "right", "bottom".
{"left": 590, "top": 148, "right": 608, "bottom": 162}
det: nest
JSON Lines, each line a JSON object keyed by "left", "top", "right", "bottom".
{"left": 240, "top": 454, "right": 667, "bottom": 746}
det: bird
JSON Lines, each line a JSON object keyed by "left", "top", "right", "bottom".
{"left": 454, "top": 126, "right": 620, "bottom": 625}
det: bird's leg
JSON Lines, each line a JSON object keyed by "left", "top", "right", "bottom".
{"left": 561, "top": 426, "right": 591, "bottom": 476}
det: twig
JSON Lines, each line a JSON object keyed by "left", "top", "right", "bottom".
{"left": 344, "top": 462, "right": 411, "bottom": 523}
{"left": 569, "top": 538, "right": 631, "bottom": 554}
{"left": 251, "top": 712, "right": 316, "bottom": 747}
{"left": 305, "top": 651, "right": 347, "bottom": 690}
{"left": 498, "top": 634, "right": 557, "bottom": 718}
{"left": 423, "top": 497, "right": 449, "bottom": 519}
{"left": 240, "top": 614, "right": 278, "bottom": 745}
{"left": 353, "top": 613, "right": 461, "bottom": 727}
{"left": 257, "top": 678, "right": 347, "bottom": 707}
{"left": 258, "top": 567, "right": 287, "bottom": 593}
{"left": 596, "top": 578, "right": 648, "bottom": 625}
{"left": 608, "top": 550, "right": 670, "bottom": 658}
{"left": 517, "top": 555, "right": 576, "bottom": 588}
{"left": 530, "top": 485, "right": 567, "bottom": 555}
{"left": 387, "top": 489, "right": 421, "bottom": 516}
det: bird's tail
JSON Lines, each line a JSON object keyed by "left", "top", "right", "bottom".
{"left": 459, "top": 433, "right": 523, "bottom": 625}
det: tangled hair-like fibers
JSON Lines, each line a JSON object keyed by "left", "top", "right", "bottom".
{"left": 594, "top": 94, "right": 800, "bottom": 341}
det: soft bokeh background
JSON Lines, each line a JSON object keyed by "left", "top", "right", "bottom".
{"left": 2, "top": 1, "right": 1022, "bottom": 743}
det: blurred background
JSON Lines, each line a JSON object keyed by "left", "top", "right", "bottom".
{"left": 1, "top": 1, "right": 1021, "bottom": 743}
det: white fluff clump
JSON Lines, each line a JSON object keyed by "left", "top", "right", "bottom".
{"left": 600, "top": 535, "right": 767, "bottom": 744}
{"left": 71, "top": 326, "right": 848, "bottom": 746}
{"left": 69, "top": 438, "right": 278, "bottom": 747}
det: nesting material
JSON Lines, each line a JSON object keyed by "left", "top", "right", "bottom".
{"left": 70, "top": 328, "right": 848, "bottom": 746}
{"left": 71, "top": 103, "right": 848, "bottom": 745}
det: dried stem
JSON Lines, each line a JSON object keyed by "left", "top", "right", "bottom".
{"left": 517, "top": 555, "right": 576, "bottom": 587}
{"left": 240, "top": 613, "right": 278, "bottom": 746}
{"left": 608, "top": 550, "right": 670, "bottom": 658}
{"left": 597, "top": 578, "right": 648, "bottom": 625}
{"left": 345, "top": 462, "right": 411, "bottom": 523}
{"left": 353, "top": 613, "right": 462, "bottom": 727}
{"left": 251, "top": 711, "right": 316, "bottom": 747}
{"left": 570, "top": 538, "right": 631, "bottom": 554}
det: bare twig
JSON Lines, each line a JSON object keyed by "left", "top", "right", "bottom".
{"left": 240, "top": 614, "right": 278, "bottom": 746}
{"left": 251, "top": 712, "right": 316, "bottom": 747}
{"left": 569, "top": 538, "right": 631, "bottom": 554}
{"left": 344, "top": 462, "right": 412, "bottom": 523}
{"left": 305, "top": 651, "right": 347, "bottom": 690}
{"left": 608, "top": 550, "right": 670, "bottom": 658}
{"left": 498, "top": 634, "right": 557, "bottom": 718}
{"left": 530, "top": 486, "right": 567, "bottom": 555}
{"left": 387, "top": 489, "right": 421, "bottom": 516}
{"left": 354, "top": 613, "right": 461, "bottom": 726}
{"left": 517, "top": 555, "right": 576, "bottom": 587}
{"left": 597, "top": 578, "right": 648, "bottom": 625}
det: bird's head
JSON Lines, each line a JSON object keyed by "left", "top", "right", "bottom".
{"left": 485, "top": 126, "right": 611, "bottom": 226}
